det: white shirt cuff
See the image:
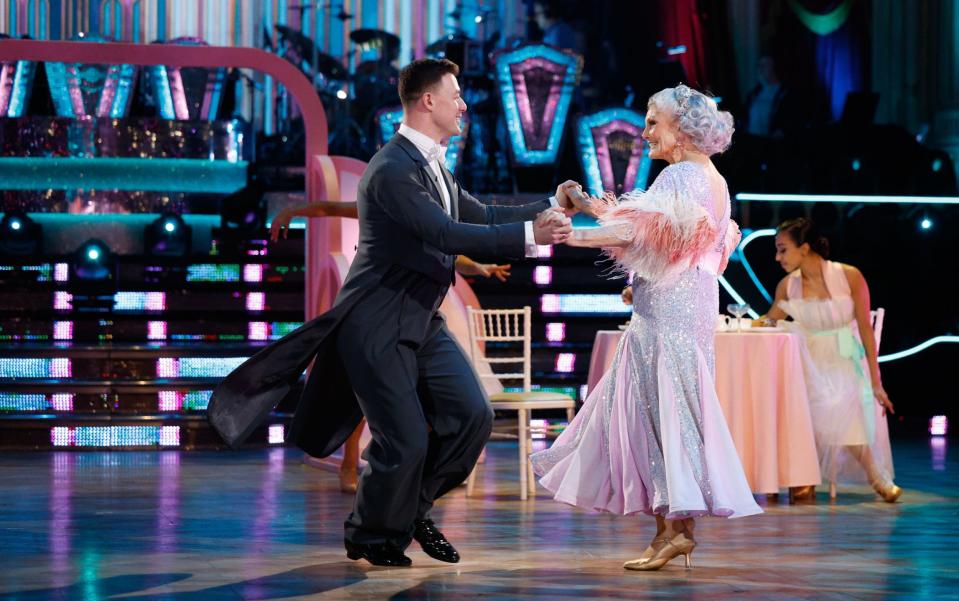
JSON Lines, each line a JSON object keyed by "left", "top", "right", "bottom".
{"left": 524, "top": 221, "right": 538, "bottom": 257}
{"left": 548, "top": 195, "right": 559, "bottom": 208}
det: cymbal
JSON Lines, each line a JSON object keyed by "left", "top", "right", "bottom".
{"left": 349, "top": 28, "right": 400, "bottom": 53}
{"left": 275, "top": 24, "right": 348, "bottom": 80}
{"left": 276, "top": 24, "right": 312, "bottom": 51}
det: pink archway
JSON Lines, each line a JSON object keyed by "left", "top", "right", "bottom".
{"left": 0, "top": 39, "right": 341, "bottom": 318}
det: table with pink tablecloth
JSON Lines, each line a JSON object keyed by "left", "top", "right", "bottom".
{"left": 585, "top": 329, "right": 821, "bottom": 493}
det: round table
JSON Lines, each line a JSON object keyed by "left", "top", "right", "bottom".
{"left": 585, "top": 329, "right": 821, "bottom": 493}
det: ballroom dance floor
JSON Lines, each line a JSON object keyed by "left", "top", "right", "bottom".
{"left": 0, "top": 437, "right": 956, "bottom": 600}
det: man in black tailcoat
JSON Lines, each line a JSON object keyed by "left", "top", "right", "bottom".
{"left": 208, "top": 58, "right": 579, "bottom": 566}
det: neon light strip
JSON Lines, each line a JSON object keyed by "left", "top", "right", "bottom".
{"left": 0, "top": 158, "right": 248, "bottom": 193}
{"left": 735, "top": 193, "right": 959, "bottom": 205}
{"left": 878, "top": 336, "right": 959, "bottom": 363}
{"left": 737, "top": 228, "right": 777, "bottom": 302}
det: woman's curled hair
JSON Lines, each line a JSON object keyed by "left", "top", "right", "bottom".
{"left": 647, "top": 84, "right": 735, "bottom": 156}
{"left": 777, "top": 217, "right": 830, "bottom": 258}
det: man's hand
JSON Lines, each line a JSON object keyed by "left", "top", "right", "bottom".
{"left": 554, "top": 180, "right": 584, "bottom": 216}
{"left": 533, "top": 208, "right": 572, "bottom": 245}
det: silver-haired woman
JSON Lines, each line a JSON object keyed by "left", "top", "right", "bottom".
{"left": 532, "top": 85, "right": 762, "bottom": 571}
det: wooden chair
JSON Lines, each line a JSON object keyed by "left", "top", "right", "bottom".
{"left": 464, "top": 306, "right": 575, "bottom": 500}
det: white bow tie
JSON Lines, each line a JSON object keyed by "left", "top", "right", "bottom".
{"left": 425, "top": 144, "right": 446, "bottom": 164}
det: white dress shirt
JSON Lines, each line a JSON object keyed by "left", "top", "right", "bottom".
{"left": 398, "top": 123, "right": 555, "bottom": 258}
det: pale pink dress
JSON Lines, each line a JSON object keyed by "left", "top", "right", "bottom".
{"left": 531, "top": 162, "right": 762, "bottom": 519}
{"left": 779, "top": 260, "right": 895, "bottom": 484}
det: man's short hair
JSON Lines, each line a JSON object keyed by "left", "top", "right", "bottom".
{"left": 398, "top": 58, "right": 460, "bottom": 107}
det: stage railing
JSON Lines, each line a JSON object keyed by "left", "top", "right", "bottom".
{"left": 0, "top": 39, "right": 339, "bottom": 319}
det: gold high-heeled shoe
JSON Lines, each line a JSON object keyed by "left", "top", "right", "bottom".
{"left": 623, "top": 541, "right": 660, "bottom": 569}
{"left": 624, "top": 533, "right": 695, "bottom": 571}
{"left": 789, "top": 485, "right": 816, "bottom": 502}
{"left": 872, "top": 479, "right": 902, "bottom": 503}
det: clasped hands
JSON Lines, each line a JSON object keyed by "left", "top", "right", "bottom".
{"left": 532, "top": 180, "right": 598, "bottom": 245}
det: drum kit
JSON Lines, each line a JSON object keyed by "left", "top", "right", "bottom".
{"left": 269, "top": 1, "right": 505, "bottom": 180}
{"left": 272, "top": 5, "right": 401, "bottom": 158}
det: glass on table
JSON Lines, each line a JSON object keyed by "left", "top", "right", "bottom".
{"left": 726, "top": 303, "right": 751, "bottom": 332}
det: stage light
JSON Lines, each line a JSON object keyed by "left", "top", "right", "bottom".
{"left": 246, "top": 292, "right": 266, "bottom": 311}
{"left": 53, "top": 321, "right": 73, "bottom": 341}
{"left": 268, "top": 424, "right": 285, "bottom": 444}
{"left": 249, "top": 322, "right": 269, "bottom": 340}
{"left": 54, "top": 263, "right": 69, "bottom": 282}
{"left": 932, "top": 159, "right": 943, "bottom": 172}
{"left": 243, "top": 264, "right": 264, "bottom": 283}
{"left": 336, "top": 89, "right": 348, "bottom": 100}
{"left": 930, "top": 415, "right": 948, "bottom": 436}
{"left": 159, "top": 391, "right": 182, "bottom": 411}
{"left": 533, "top": 266, "right": 552, "bottom": 285}
{"left": 52, "top": 394, "right": 74, "bottom": 411}
{"left": 920, "top": 217, "right": 933, "bottom": 230}
{"left": 71, "top": 239, "right": 116, "bottom": 285}
{"left": 0, "top": 211, "right": 42, "bottom": 255}
{"left": 540, "top": 294, "right": 631, "bottom": 315}
{"left": 53, "top": 291, "right": 73, "bottom": 311}
{"left": 546, "top": 322, "right": 566, "bottom": 342}
{"left": 555, "top": 353, "right": 576, "bottom": 373}
{"left": 51, "top": 426, "right": 182, "bottom": 448}
{"left": 541, "top": 294, "right": 561, "bottom": 313}
{"left": 851, "top": 159, "right": 861, "bottom": 171}
{"left": 147, "top": 321, "right": 168, "bottom": 340}
{"left": 474, "top": 15, "right": 483, "bottom": 23}
{"left": 146, "top": 213, "right": 191, "bottom": 257}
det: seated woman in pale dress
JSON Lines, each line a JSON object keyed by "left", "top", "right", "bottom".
{"left": 762, "top": 218, "right": 900, "bottom": 502}
{"left": 531, "top": 85, "right": 761, "bottom": 572}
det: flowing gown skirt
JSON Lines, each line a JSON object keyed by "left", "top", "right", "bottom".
{"left": 531, "top": 269, "right": 762, "bottom": 519}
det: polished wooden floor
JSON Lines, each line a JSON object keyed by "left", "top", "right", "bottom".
{"left": 0, "top": 437, "right": 956, "bottom": 600}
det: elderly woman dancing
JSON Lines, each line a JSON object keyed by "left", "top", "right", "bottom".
{"left": 531, "top": 85, "right": 762, "bottom": 571}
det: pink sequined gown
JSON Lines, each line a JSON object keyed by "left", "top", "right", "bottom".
{"left": 531, "top": 162, "right": 762, "bottom": 519}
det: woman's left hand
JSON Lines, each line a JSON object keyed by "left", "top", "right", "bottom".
{"left": 455, "top": 257, "right": 512, "bottom": 282}
{"left": 874, "top": 384, "right": 895, "bottom": 415}
{"left": 476, "top": 263, "right": 512, "bottom": 282}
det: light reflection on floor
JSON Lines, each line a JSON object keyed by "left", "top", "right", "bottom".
{"left": 0, "top": 438, "right": 956, "bottom": 600}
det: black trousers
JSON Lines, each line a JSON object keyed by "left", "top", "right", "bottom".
{"left": 336, "top": 287, "right": 493, "bottom": 549}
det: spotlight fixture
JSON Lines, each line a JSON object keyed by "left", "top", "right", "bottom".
{"left": 145, "top": 212, "right": 192, "bottom": 257}
{"left": 70, "top": 239, "right": 116, "bottom": 284}
{"left": 0, "top": 211, "right": 42, "bottom": 255}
